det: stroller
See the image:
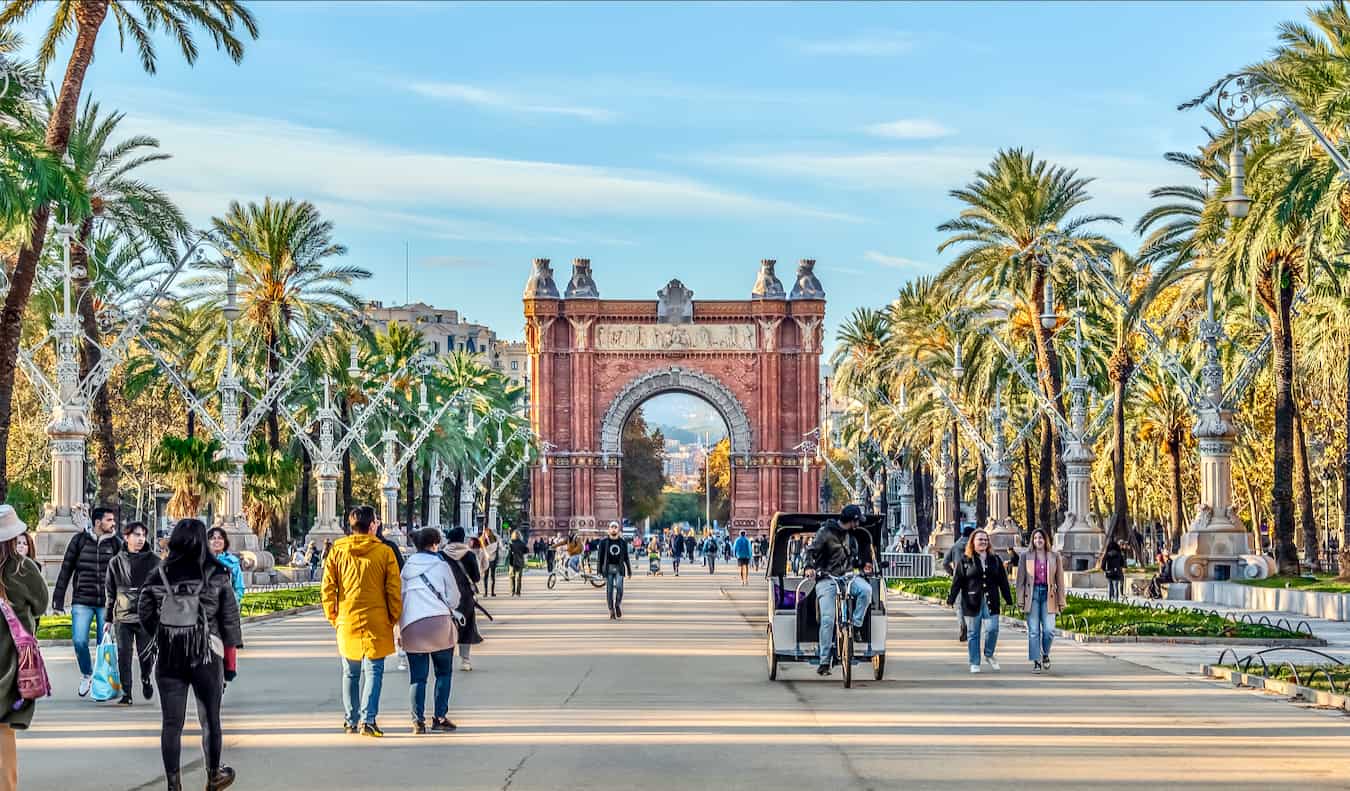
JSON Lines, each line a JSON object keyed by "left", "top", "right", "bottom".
{"left": 648, "top": 551, "right": 663, "bottom": 576}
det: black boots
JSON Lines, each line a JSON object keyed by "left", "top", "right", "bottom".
{"left": 206, "top": 766, "right": 236, "bottom": 791}
{"left": 166, "top": 772, "right": 181, "bottom": 791}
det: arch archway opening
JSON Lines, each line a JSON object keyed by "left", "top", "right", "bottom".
{"left": 620, "top": 392, "right": 730, "bottom": 536}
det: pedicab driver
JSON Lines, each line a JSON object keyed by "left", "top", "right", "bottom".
{"left": 803, "top": 504, "right": 874, "bottom": 676}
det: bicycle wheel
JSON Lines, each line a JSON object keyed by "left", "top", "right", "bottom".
{"left": 588, "top": 574, "right": 605, "bottom": 589}
{"left": 839, "top": 608, "right": 854, "bottom": 689}
{"left": 546, "top": 573, "right": 557, "bottom": 590}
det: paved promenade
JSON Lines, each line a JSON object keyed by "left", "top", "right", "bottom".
{"left": 20, "top": 564, "right": 1350, "bottom": 791}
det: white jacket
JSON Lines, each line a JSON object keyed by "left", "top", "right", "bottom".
{"left": 399, "top": 551, "right": 461, "bottom": 629}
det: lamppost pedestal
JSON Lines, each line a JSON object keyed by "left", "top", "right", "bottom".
{"left": 305, "top": 465, "right": 345, "bottom": 546}
{"left": 36, "top": 411, "right": 90, "bottom": 582}
{"left": 986, "top": 461, "right": 1021, "bottom": 554}
{"left": 1054, "top": 442, "right": 1105, "bottom": 581}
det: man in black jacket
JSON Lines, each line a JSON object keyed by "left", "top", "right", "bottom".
{"left": 106, "top": 522, "right": 159, "bottom": 704}
{"left": 596, "top": 521, "right": 631, "bottom": 619}
{"left": 804, "top": 505, "right": 874, "bottom": 676}
{"left": 52, "top": 507, "right": 123, "bottom": 696}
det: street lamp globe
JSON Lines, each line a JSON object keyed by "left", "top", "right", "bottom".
{"left": 1224, "top": 141, "right": 1252, "bottom": 219}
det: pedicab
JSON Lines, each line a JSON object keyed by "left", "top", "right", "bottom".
{"left": 764, "top": 513, "right": 887, "bottom": 688}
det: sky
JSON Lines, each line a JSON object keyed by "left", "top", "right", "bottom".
{"left": 10, "top": 0, "right": 1306, "bottom": 350}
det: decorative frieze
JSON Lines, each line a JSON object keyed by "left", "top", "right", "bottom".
{"left": 592, "top": 323, "right": 758, "bottom": 352}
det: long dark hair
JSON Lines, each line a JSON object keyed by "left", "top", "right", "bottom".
{"left": 164, "top": 518, "right": 225, "bottom": 574}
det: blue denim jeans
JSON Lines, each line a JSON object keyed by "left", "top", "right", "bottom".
{"left": 1026, "top": 584, "right": 1056, "bottom": 662}
{"left": 605, "top": 569, "right": 625, "bottom": 612}
{"left": 341, "top": 656, "right": 385, "bottom": 726}
{"left": 965, "top": 601, "right": 1000, "bottom": 665}
{"left": 816, "top": 576, "right": 873, "bottom": 663}
{"left": 70, "top": 604, "right": 107, "bottom": 677}
{"left": 407, "top": 649, "right": 454, "bottom": 722}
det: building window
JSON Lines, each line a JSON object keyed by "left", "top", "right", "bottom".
{"left": 431, "top": 340, "right": 439, "bottom": 355}
{"left": 510, "top": 360, "right": 519, "bottom": 371}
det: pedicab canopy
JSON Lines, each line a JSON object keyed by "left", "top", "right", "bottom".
{"left": 766, "top": 513, "right": 884, "bottom": 578}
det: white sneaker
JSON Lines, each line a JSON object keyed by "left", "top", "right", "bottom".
{"left": 396, "top": 656, "right": 408, "bottom": 671}
{"left": 984, "top": 657, "right": 1001, "bottom": 671}
{"left": 460, "top": 658, "right": 473, "bottom": 672}
{"left": 78, "top": 675, "right": 92, "bottom": 697}
{"left": 969, "top": 664, "right": 981, "bottom": 674}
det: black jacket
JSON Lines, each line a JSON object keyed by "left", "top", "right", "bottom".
{"left": 1102, "top": 548, "right": 1126, "bottom": 580}
{"left": 379, "top": 533, "right": 406, "bottom": 571}
{"left": 804, "top": 520, "right": 862, "bottom": 577}
{"left": 595, "top": 537, "right": 631, "bottom": 576}
{"left": 946, "top": 553, "right": 1014, "bottom": 617}
{"left": 105, "top": 548, "right": 160, "bottom": 624}
{"left": 441, "top": 550, "right": 483, "bottom": 645}
{"left": 507, "top": 539, "right": 528, "bottom": 570}
{"left": 137, "top": 561, "right": 243, "bottom": 656}
{"left": 53, "top": 531, "right": 123, "bottom": 609}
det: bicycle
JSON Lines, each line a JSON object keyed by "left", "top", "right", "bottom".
{"left": 818, "top": 570, "right": 869, "bottom": 688}
{"left": 546, "top": 558, "right": 605, "bottom": 590}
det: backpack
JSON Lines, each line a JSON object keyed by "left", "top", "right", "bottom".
{"left": 0, "top": 597, "right": 51, "bottom": 707}
{"left": 154, "top": 567, "right": 213, "bottom": 670}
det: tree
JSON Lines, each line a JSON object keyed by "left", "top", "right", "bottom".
{"left": 150, "top": 434, "right": 228, "bottom": 520}
{"left": 0, "top": 0, "right": 258, "bottom": 501}
{"left": 937, "top": 148, "right": 1119, "bottom": 531}
{"left": 621, "top": 408, "right": 665, "bottom": 522}
{"left": 696, "top": 437, "right": 731, "bottom": 527}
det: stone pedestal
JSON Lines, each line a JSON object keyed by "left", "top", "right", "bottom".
{"left": 1173, "top": 407, "right": 1274, "bottom": 581}
{"left": 896, "top": 469, "right": 918, "bottom": 544}
{"left": 305, "top": 466, "right": 344, "bottom": 546}
{"left": 459, "top": 470, "right": 475, "bottom": 534}
{"left": 36, "top": 414, "right": 90, "bottom": 581}
{"left": 1053, "top": 455, "right": 1104, "bottom": 573}
{"left": 985, "top": 456, "right": 1021, "bottom": 554}
{"left": 928, "top": 461, "right": 955, "bottom": 559}
{"left": 426, "top": 468, "right": 443, "bottom": 530}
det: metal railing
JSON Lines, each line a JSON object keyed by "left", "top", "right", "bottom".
{"left": 882, "top": 552, "right": 934, "bottom": 580}
{"left": 1214, "top": 646, "right": 1347, "bottom": 694}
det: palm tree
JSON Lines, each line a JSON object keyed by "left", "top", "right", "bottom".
{"left": 0, "top": 27, "right": 78, "bottom": 236}
{"left": 57, "top": 96, "right": 187, "bottom": 509}
{"left": 936, "top": 148, "right": 1120, "bottom": 531}
{"left": 1302, "top": 265, "right": 1350, "bottom": 576}
{"left": 1136, "top": 371, "right": 1191, "bottom": 551}
{"left": 0, "top": 0, "right": 257, "bottom": 500}
{"left": 150, "top": 434, "right": 228, "bottom": 520}
{"left": 196, "top": 197, "right": 368, "bottom": 454}
{"left": 243, "top": 436, "right": 299, "bottom": 545}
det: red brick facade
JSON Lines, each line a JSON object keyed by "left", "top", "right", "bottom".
{"left": 524, "top": 265, "right": 825, "bottom": 535}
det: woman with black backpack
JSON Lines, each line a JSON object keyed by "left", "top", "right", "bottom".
{"left": 138, "top": 519, "right": 242, "bottom": 791}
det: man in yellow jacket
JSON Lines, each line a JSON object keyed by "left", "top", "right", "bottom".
{"left": 322, "top": 505, "right": 402, "bottom": 737}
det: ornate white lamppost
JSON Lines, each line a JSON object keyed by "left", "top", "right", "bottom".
{"left": 20, "top": 225, "right": 193, "bottom": 578}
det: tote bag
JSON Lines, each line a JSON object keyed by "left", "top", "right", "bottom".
{"left": 89, "top": 627, "right": 122, "bottom": 702}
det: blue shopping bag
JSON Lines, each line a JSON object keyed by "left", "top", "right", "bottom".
{"left": 90, "top": 627, "right": 122, "bottom": 702}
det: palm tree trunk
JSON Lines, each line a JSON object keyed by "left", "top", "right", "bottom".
{"left": 1342, "top": 343, "right": 1350, "bottom": 579}
{"left": 1029, "top": 267, "right": 1067, "bottom": 523}
{"left": 975, "top": 455, "right": 988, "bottom": 527}
{"left": 186, "top": 394, "right": 196, "bottom": 439}
{"left": 1167, "top": 428, "right": 1184, "bottom": 552}
{"left": 1108, "top": 348, "right": 1133, "bottom": 546}
{"left": 0, "top": 1, "right": 110, "bottom": 501}
{"left": 265, "top": 328, "right": 281, "bottom": 450}
{"left": 1022, "top": 440, "right": 1035, "bottom": 535}
{"left": 1294, "top": 407, "right": 1320, "bottom": 570}
{"left": 71, "top": 221, "right": 121, "bottom": 511}
{"left": 1269, "top": 285, "right": 1300, "bottom": 575}
{"left": 420, "top": 461, "right": 431, "bottom": 525}
{"left": 1037, "top": 418, "right": 1055, "bottom": 532}
{"left": 340, "top": 396, "right": 353, "bottom": 516}
{"left": 949, "top": 423, "right": 961, "bottom": 532}
{"left": 300, "top": 444, "right": 312, "bottom": 534}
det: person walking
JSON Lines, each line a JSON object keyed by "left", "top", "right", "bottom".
{"left": 752, "top": 535, "right": 766, "bottom": 571}
{"left": 507, "top": 530, "right": 528, "bottom": 597}
{"left": 596, "top": 522, "right": 632, "bottom": 619}
{"left": 440, "top": 527, "right": 483, "bottom": 671}
{"left": 374, "top": 519, "right": 406, "bottom": 572}
{"left": 1015, "top": 529, "right": 1065, "bottom": 673}
{"left": 480, "top": 526, "right": 502, "bottom": 597}
{"left": 399, "top": 528, "right": 461, "bottom": 734}
{"left": 137, "top": 518, "right": 242, "bottom": 791}
{"left": 942, "top": 525, "right": 972, "bottom": 643}
{"left": 206, "top": 528, "right": 245, "bottom": 604}
{"left": 1102, "top": 540, "right": 1126, "bottom": 600}
{"left": 321, "top": 506, "right": 402, "bottom": 738}
{"left": 105, "top": 522, "right": 159, "bottom": 705}
{"left": 307, "top": 543, "right": 321, "bottom": 582}
{"left": 11, "top": 530, "right": 37, "bottom": 573}
{"left": 670, "top": 532, "right": 683, "bottom": 576}
{"left": 946, "top": 528, "right": 1013, "bottom": 674}
{"left": 733, "top": 530, "right": 753, "bottom": 586}
{"left": 703, "top": 534, "right": 718, "bottom": 575}
{"left": 0, "top": 505, "right": 49, "bottom": 791}
{"left": 52, "top": 507, "right": 123, "bottom": 697}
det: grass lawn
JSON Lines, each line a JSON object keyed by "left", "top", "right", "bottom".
{"left": 1239, "top": 575, "right": 1350, "bottom": 594}
{"left": 1218, "top": 663, "right": 1350, "bottom": 694}
{"left": 38, "top": 585, "right": 321, "bottom": 641}
{"left": 889, "top": 577, "right": 1311, "bottom": 640}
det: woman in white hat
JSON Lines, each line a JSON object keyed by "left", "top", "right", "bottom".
{"left": 0, "top": 504, "right": 50, "bottom": 791}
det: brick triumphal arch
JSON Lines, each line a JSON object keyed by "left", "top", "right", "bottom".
{"left": 523, "top": 258, "right": 827, "bottom": 534}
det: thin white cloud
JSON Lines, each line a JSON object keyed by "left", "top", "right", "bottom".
{"left": 864, "top": 119, "right": 955, "bottom": 140}
{"left": 116, "top": 109, "right": 858, "bottom": 227}
{"left": 863, "top": 251, "right": 929, "bottom": 270}
{"left": 408, "top": 81, "right": 618, "bottom": 123}
{"left": 793, "top": 31, "right": 915, "bottom": 57}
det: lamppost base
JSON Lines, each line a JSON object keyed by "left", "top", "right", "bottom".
{"left": 35, "top": 505, "right": 88, "bottom": 583}
{"left": 1054, "top": 513, "right": 1105, "bottom": 574}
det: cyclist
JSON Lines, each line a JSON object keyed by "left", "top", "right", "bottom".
{"left": 803, "top": 504, "right": 874, "bottom": 677}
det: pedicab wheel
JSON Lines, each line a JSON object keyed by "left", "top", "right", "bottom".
{"left": 840, "top": 624, "right": 853, "bottom": 689}
{"left": 872, "top": 653, "right": 886, "bottom": 681}
{"left": 766, "top": 625, "right": 778, "bottom": 681}
{"left": 588, "top": 575, "right": 605, "bottom": 589}
{"left": 546, "top": 573, "right": 557, "bottom": 590}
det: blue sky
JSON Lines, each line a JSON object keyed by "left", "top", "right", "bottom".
{"left": 12, "top": 1, "right": 1304, "bottom": 348}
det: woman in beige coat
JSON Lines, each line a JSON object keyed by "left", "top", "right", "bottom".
{"left": 1016, "top": 529, "right": 1066, "bottom": 673}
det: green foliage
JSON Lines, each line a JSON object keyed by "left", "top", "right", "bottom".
{"left": 37, "top": 585, "right": 321, "bottom": 639}
{"left": 622, "top": 409, "right": 665, "bottom": 522}
{"left": 1240, "top": 575, "right": 1350, "bottom": 594}
{"left": 889, "top": 577, "right": 1311, "bottom": 640}
{"left": 150, "top": 434, "right": 229, "bottom": 519}
{"left": 696, "top": 437, "right": 730, "bottom": 526}
{"left": 243, "top": 437, "right": 300, "bottom": 543}
{"left": 656, "top": 491, "right": 702, "bottom": 529}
